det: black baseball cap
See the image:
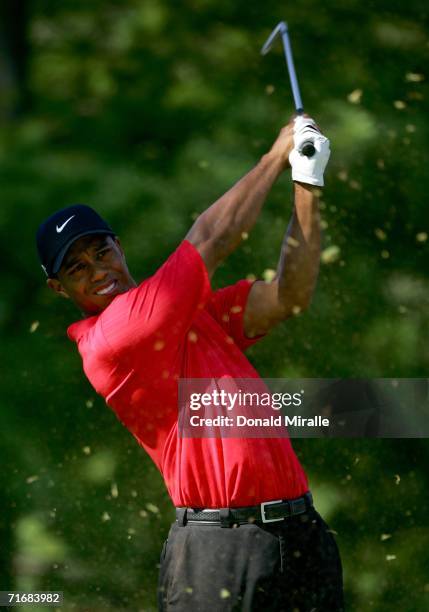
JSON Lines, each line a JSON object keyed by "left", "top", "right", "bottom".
{"left": 36, "top": 204, "right": 116, "bottom": 277}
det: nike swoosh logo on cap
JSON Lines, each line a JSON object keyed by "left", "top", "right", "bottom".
{"left": 56, "top": 215, "right": 75, "bottom": 233}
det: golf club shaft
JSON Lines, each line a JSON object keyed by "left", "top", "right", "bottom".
{"left": 280, "top": 27, "right": 303, "bottom": 113}
{"left": 280, "top": 26, "right": 315, "bottom": 156}
{"left": 261, "top": 22, "right": 315, "bottom": 158}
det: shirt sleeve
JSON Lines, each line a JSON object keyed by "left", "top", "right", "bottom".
{"left": 206, "top": 279, "right": 267, "bottom": 352}
{"left": 99, "top": 240, "right": 212, "bottom": 358}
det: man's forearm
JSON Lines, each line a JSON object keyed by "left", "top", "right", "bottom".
{"left": 276, "top": 182, "right": 321, "bottom": 310}
{"left": 186, "top": 152, "right": 284, "bottom": 269}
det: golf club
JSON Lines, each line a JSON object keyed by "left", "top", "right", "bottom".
{"left": 261, "top": 22, "right": 316, "bottom": 158}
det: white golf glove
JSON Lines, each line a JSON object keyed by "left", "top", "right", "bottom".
{"left": 289, "top": 116, "right": 331, "bottom": 187}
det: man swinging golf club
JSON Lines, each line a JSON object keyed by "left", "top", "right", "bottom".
{"left": 36, "top": 112, "right": 343, "bottom": 610}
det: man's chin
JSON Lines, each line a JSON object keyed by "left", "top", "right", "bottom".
{"left": 81, "top": 295, "right": 115, "bottom": 316}
{"left": 96, "top": 293, "right": 119, "bottom": 309}
{"left": 80, "top": 286, "right": 129, "bottom": 316}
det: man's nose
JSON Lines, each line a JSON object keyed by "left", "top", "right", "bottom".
{"left": 90, "top": 263, "right": 108, "bottom": 283}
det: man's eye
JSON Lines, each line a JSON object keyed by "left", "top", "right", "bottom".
{"left": 69, "top": 263, "right": 85, "bottom": 275}
{"left": 97, "top": 248, "right": 110, "bottom": 259}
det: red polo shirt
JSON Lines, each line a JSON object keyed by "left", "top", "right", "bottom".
{"left": 68, "top": 240, "right": 308, "bottom": 507}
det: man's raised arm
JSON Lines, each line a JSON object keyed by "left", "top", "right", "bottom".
{"left": 243, "top": 116, "right": 331, "bottom": 337}
{"left": 244, "top": 182, "right": 321, "bottom": 337}
{"left": 185, "top": 123, "right": 295, "bottom": 277}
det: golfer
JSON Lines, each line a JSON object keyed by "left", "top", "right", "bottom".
{"left": 36, "top": 116, "right": 344, "bottom": 611}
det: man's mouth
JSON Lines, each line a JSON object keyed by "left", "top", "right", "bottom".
{"left": 94, "top": 281, "right": 117, "bottom": 296}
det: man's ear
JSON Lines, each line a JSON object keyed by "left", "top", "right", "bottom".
{"left": 47, "top": 277, "right": 70, "bottom": 299}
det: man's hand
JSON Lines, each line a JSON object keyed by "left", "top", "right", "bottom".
{"left": 289, "top": 116, "right": 331, "bottom": 186}
{"left": 266, "top": 118, "right": 296, "bottom": 170}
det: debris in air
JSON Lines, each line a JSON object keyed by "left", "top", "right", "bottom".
{"left": 263, "top": 269, "right": 276, "bottom": 282}
{"left": 321, "top": 245, "right": 340, "bottom": 264}
{"left": 405, "top": 73, "right": 424, "bottom": 82}
{"left": 287, "top": 236, "right": 300, "bottom": 247}
{"left": 347, "top": 89, "right": 362, "bottom": 104}
{"left": 375, "top": 228, "right": 387, "bottom": 241}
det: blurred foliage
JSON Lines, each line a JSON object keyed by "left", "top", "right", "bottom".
{"left": 1, "top": 0, "right": 429, "bottom": 610}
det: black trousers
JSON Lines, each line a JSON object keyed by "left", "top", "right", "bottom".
{"left": 158, "top": 507, "right": 344, "bottom": 611}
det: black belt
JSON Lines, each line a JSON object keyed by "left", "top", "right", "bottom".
{"left": 176, "top": 492, "right": 313, "bottom": 527}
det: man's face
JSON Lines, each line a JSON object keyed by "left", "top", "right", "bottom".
{"left": 47, "top": 234, "right": 136, "bottom": 315}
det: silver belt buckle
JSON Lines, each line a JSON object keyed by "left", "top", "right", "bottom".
{"left": 260, "top": 499, "right": 284, "bottom": 523}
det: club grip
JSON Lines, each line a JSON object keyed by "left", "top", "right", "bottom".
{"left": 300, "top": 140, "right": 316, "bottom": 157}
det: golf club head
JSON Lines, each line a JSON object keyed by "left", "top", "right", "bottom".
{"left": 260, "top": 21, "right": 288, "bottom": 55}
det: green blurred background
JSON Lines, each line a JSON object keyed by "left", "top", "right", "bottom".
{"left": 1, "top": 0, "right": 428, "bottom": 610}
